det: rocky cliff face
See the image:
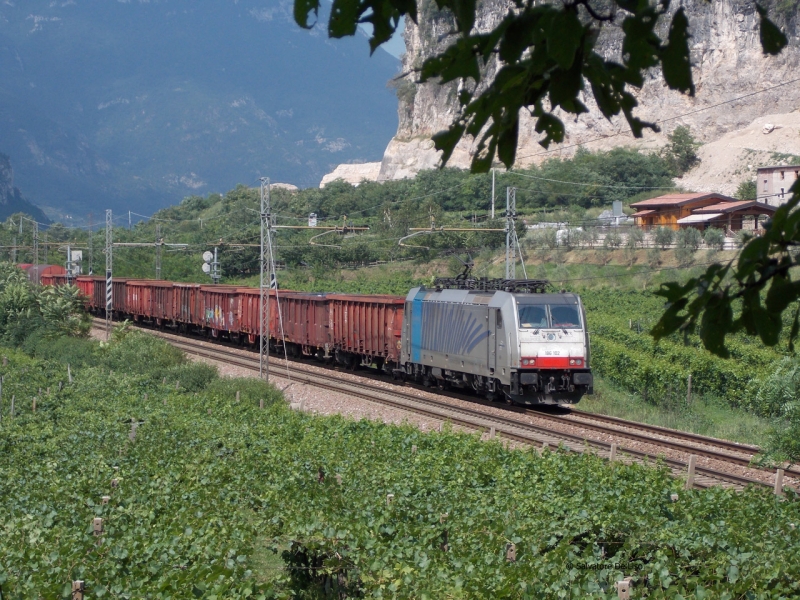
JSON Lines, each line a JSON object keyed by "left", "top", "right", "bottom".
{"left": 0, "top": 153, "right": 49, "bottom": 222}
{"left": 377, "top": 0, "right": 800, "bottom": 180}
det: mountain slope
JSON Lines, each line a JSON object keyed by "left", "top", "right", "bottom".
{"left": 0, "top": 0, "right": 399, "bottom": 221}
{"left": 0, "top": 153, "right": 49, "bottom": 223}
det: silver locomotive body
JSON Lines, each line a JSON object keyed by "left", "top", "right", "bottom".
{"left": 399, "top": 287, "right": 592, "bottom": 405}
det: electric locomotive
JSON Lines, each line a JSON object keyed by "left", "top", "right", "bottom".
{"left": 398, "top": 278, "right": 592, "bottom": 405}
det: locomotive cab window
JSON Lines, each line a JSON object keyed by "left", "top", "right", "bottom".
{"left": 518, "top": 305, "right": 548, "bottom": 329}
{"left": 550, "top": 305, "right": 581, "bottom": 329}
{"left": 496, "top": 312, "right": 503, "bottom": 329}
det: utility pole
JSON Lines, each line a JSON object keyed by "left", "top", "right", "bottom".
{"left": 155, "top": 223, "right": 162, "bottom": 280}
{"left": 32, "top": 221, "right": 38, "bottom": 281}
{"left": 259, "top": 177, "right": 273, "bottom": 383}
{"left": 43, "top": 231, "right": 48, "bottom": 265}
{"left": 11, "top": 236, "right": 16, "bottom": 263}
{"left": 491, "top": 168, "right": 496, "bottom": 219}
{"left": 88, "top": 213, "right": 93, "bottom": 275}
{"left": 105, "top": 210, "right": 112, "bottom": 341}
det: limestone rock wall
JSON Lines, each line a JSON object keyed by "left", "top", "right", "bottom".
{"left": 377, "top": 0, "right": 800, "bottom": 180}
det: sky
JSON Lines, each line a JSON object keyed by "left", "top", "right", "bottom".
{"left": 381, "top": 17, "right": 406, "bottom": 58}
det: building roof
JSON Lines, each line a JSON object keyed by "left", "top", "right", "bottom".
{"left": 677, "top": 213, "right": 723, "bottom": 224}
{"left": 757, "top": 165, "right": 800, "bottom": 172}
{"left": 630, "top": 193, "right": 738, "bottom": 208}
{"left": 693, "top": 201, "right": 778, "bottom": 214}
{"left": 632, "top": 209, "right": 657, "bottom": 218}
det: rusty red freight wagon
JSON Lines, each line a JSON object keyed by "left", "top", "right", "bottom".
{"left": 20, "top": 264, "right": 67, "bottom": 285}
{"left": 112, "top": 279, "right": 131, "bottom": 314}
{"left": 199, "top": 285, "right": 240, "bottom": 336}
{"left": 75, "top": 276, "right": 95, "bottom": 300}
{"left": 328, "top": 294, "right": 405, "bottom": 368}
{"left": 174, "top": 283, "right": 201, "bottom": 328}
{"left": 238, "top": 287, "right": 277, "bottom": 344}
{"left": 127, "top": 280, "right": 174, "bottom": 323}
{"left": 276, "top": 291, "right": 331, "bottom": 357}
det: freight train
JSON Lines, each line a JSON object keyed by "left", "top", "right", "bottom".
{"left": 41, "top": 273, "right": 593, "bottom": 405}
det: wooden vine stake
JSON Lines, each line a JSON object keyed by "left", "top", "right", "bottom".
{"left": 615, "top": 579, "right": 631, "bottom": 600}
{"left": 68, "top": 364, "right": 72, "bottom": 384}
{"left": 489, "top": 426, "right": 496, "bottom": 440}
{"left": 411, "top": 444, "right": 417, "bottom": 454}
{"left": 32, "top": 397, "right": 36, "bottom": 413}
{"left": 101, "top": 496, "right": 111, "bottom": 505}
{"left": 129, "top": 419, "right": 138, "bottom": 442}
{"left": 775, "top": 469, "right": 785, "bottom": 496}
{"left": 111, "top": 478, "right": 119, "bottom": 489}
{"left": 72, "top": 580, "right": 85, "bottom": 600}
{"left": 609, "top": 443, "right": 617, "bottom": 462}
{"left": 2, "top": 356, "right": 7, "bottom": 366}
{"left": 685, "top": 455, "right": 697, "bottom": 490}
{"left": 10, "top": 395, "right": 14, "bottom": 419}
{"left": 143, "top": 393, "right": 148, "bottom": 401}
{"left": 92, "top": 517, "right": 104, "bottom": 536}
{"left": 236, "top": 391, "right": 240, "bottom": 402}
{"left": 259, "top": 398, "right": 264, "bottom": 410}
{"left": 386, "top": 493, "right": 394, "bottom": 506}
{"left": 175, "top": 380, "right": 180, "bottom": 390}
{"left": 505, "top": 542, "right": 516, "bottom": 563}
{"left": 335, "top": 474, "right": 342, "bottom": 485}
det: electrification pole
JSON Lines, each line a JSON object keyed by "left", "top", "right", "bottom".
{"left": 505, "top": 187, "right": 516, "bottom": 279}
{"left": 212, "top": 247, "right": 222, "bottom": 284}
{"left": 504, "top": 187, "right": 527, "bottom": 280}
{"left": 88, "top": 213, "right": 93, "bottom": 275}
{"left": 491, "top": 168, "right": 496, "bottom": 219}
{"left": 32, "top": 221, "right": 38, "bottom": 281}
{"left": 105, "top": 209, "right": 113, "bottom": 340}
{"left": 43, "top": 231, "right": 48, "bottom": 265}
{"left": 259, "top": 177, "right": 273, "bottom": 382}
{"left": 155, "top": 223, "right": 162, "bottom": 279}
{"left": 66, "top": 245, "right": 73, "bottom": 285}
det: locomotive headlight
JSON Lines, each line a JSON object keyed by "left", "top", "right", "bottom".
{"left": 576, "top": 359, "right": 582, "bottom": 366}
{"left": 569, "top": 359, "right": 575, "bottom": 365}
{"left": 522, "top": 359, "right": 529, "bottom": 365}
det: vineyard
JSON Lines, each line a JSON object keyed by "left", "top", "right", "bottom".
{"left": 567, "top": 289, "right": 789, "bottom": 416}
{"left": 2, "top": 331, "right": 800, "bottom": 598}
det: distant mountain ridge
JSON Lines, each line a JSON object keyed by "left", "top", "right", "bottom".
{"left": 0, "top": 153, "right": 49, "bottom": 223}
{"left": 0, "top": 0, "right": 399, "bottom": 222}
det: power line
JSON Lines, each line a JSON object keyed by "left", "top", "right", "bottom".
{"left": 515, "top": 76, "right": 800, "bottom": 162}
{"left": 506, "top": 170, "right": 677, "bottom": 190}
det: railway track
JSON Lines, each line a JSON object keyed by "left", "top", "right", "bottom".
{"left": 92, "top": 318, "right": 793, "bottom": 492}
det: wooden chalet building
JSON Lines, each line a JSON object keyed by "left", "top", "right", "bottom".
{"left": 631, "top": 193, "right": 776, "bottom": 232}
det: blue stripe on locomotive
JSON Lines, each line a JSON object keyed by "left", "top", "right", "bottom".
{"left": 411, "top": 289, "right": 425, "bottom": 362}
{"left": 413, "top": 297, "right": 489, "bottom": 358}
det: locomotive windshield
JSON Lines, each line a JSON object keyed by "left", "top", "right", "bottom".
{"left": 518, "top": 304, "right": 582, "bottom": 329}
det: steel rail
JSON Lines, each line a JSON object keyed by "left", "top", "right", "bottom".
{"left": 93, "top": 318, "right": 780, "bottom": 492}
{"left": 566, "top": 409, "right": 762, "bottom": 454}
{"left": 159, "top": 338, "right": 771, "bottom": 491}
